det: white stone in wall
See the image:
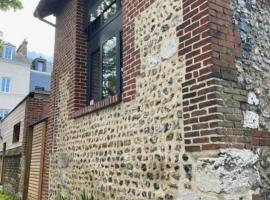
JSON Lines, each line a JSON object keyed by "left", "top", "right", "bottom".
{"left": 176, "top": 192, "right": 218, "bottom": 200}
{"left": 194, "top": 149, "right": 260, "bottom": 194}
{"left": 56, "top": 153, "right": 70, "bottom": 168}
{"left": 243, "top": 111, "right": 259, "bottom": 129}
{"left": 247, "top": 91, "right": 259, "bottom": 105}
{"left": 176, "top": 192, "right": 200, "bottom": 200}
{"left": 148, "top": 53, "right": 161, "bottom": 67}
{"left": 160, "top": 39, "right": 178, "bottom": 60}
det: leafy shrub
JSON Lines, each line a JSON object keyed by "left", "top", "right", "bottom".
{"left": 0, "top": 192, "right": 19, "bottom": 200}
{"left": 79, "top": 190, "right": 94, "bottom": 200}
{"left": 56, "top": 190, "right": 95, "bottom": 200}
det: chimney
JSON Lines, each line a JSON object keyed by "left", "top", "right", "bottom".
{"left": 17, "top": 39, "right": 28, "bottom": 58}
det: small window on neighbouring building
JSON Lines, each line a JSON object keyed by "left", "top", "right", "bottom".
{"left": 37, "top": 61, "right": 45, "bottom": 72}
{"left": 3, "top": 46, "right": 13, "bottom": 60}
{"left": 32, "top": 58, "right": 46, "bottom": 72}
{"left": 0, "top": 109, "right": 9, "bottom": 119}
{"left": 12, "top": 122, "right": 21, "bottom": 143}
{"left": 0, "top": 77, "right": 11, "bottom": 93}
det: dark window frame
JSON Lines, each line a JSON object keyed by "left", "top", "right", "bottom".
{"left": 12, "top": 122, "right": 21, "bottom": 143}
{"left": 32, "top": 58, "right": 47, "bottom": 72}
{"left": 86, "top": 0, "right": 122, "bottom": 105}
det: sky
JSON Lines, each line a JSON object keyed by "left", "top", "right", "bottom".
{"left": 0, "top": 0, "right": 55, "bottom": 59}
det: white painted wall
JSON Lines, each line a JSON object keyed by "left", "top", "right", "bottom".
{"left": 0, "top": 58, "right": 30, "bottom": 112}
{"left": 0, "top": 101, "right": 26, "bottom": 151}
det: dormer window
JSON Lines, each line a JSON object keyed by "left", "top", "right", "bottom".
{"left": 37, "top": 61, "right": 45, "bottom": 72}
{"left": 32, "top": 58, "right": 46, "bottom": 72}
{"left": 3, "top": 46, "right": 13, "bottom": 60}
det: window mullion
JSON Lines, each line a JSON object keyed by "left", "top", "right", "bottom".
{"left": 116, "top": 33, "right": 121, "bottom": 95}
{"left": 116, "top": 0, "right": 121, "bottom": 9}
{"left": 99, "top": 42, "right": 103, "bottom": 100}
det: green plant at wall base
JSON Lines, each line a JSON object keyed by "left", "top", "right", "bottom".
{"left": 78, "top": 191, "right": 94, "bottom": 200}
{"left": 0, "top": 192, "right": 20, "bottom": 200}
{"left": 56, "top": 191, "right": 95, "bottom": 200}
{"left": 56, "top": 194, "right": 67, "bottom": 200}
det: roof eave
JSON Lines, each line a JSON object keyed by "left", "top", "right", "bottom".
{"left": 34, "top": 0, "right": 67, "bottom": 19}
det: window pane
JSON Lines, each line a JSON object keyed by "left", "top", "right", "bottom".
{"left": 90, "top": 0, "right": 116, "bottom": 22}
{"left": 37, "top": 62, "right": 44, "bottom": 72}
{"left": 0, "top": 109, "right": 9, "bottom": 119}
{"left": 90, "top": 49, "right": 102, "bottom": 101}
{"left": 103, "top": 3, "right": 117, "bottom": 23}
{"left": 13, "top": 122, "right": 21, "bottom": 143}
{"left": 4, "top": 47, "right": 13, "bottom": 59}
{"left": 102, "top": 37, "right": 117, "bottom": 98}
{"left": 1, "top": 78, "right": 10, "bottom": 92}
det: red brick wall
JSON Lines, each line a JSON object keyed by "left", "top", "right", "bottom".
{"left": 177, "top": 0, "right": 248, "bottom": 152}
{"left": 60, "top": 0, "right": 159, "bottom": 114}
{"left": 41, "top": 0, "right": 79, "bottom": 198}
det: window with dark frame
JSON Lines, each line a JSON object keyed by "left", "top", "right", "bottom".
{"left": 87, "top": 0, "right": 122, "bottom": 104}
{"left": 12, "top": 122, "right": 21, "bottom": 143}
{"left": 32, "top": 58, "right": 47, "bottom": 72}
{"left": 37, "top": 61, "right": 46, "bottom": 72}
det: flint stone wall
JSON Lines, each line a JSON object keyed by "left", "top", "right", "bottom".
{"left": 50, "top": 0, "right": 186, "bottom": 199}
{"left": 48, "top": 0, "right": 270, "bottom": 199}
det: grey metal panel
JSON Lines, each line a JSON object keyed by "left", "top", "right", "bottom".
{"left": 29, "top": 72, "right": 51, "bottom": 92}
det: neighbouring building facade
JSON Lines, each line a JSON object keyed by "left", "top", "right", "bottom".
{"left": 0, "top": 91, "right": 50, "bottom": 199}
{"left": 0, "top": 41, "right": 30, "bottom": 119}
{"left": 0, "top": 40, "right": 52, "bottom": 119}
{"left": 34, "top": 0, "right": 270, "bottom": 199}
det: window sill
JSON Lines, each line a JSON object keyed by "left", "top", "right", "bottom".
{"left": 72, "top": 94, "right": 121, "bottom": 118}
{"left": 12, "top": 141, "right": 20, "bottom": 144}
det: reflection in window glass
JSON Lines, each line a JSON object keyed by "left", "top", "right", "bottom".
{"left": 90, "top": 0, "right": 116, "bottom": 22}
{"left": 102, "top": 37, "right": 117, "bottom": 98}
{"left": 4, "top": 47, "right": 13, "bottom": 60}
{"left": 37, "top": 62, "right": 44, "bottom": 72}
{"left": 0, "top": 109, "right": 9, "bottom": 119}
{"left": 103, "top": 3, "right": 117, "bottom": 22}
{"left": 90, "top": 49, "right": 102, "bottom": 101}
{"left": 1, "top": 77, "right": 11, "bottom": 93}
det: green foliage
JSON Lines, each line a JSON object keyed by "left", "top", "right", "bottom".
{"left": 0, "top": 0, "right": 23, "bottom": 53}
{"left": 0, "top": 192, "right": 20, "bottom": 200}
{"left": 56, "top": 193, "right": 67, "bottom": 200}
{"left": 56, "top": 191, "right": 95, "bottom": 200}
{"left": 78, "top": 190, "right": 94, "bottom": 200}
{"left": 0, "top": 0, "right": 23, "bottom": 11}
{"left": 0, "top": 38, "right": 4, "bottom": 53}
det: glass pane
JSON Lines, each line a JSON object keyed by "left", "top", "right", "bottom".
{"left": 90, "top": 49, "right": 102, "bottom": 101}
{"left": 1, "top": 78, "right": 10, "bottom": 92}
{"left": 102, "top": 37, "right": 117, "bottom": 98}
{"left": 5, "top": 79, "right": 10, "bottom": 92}
{"left": 4, "top": 47, "right": 12, "bottom": 59}
{"left": 38, "top": 62, "right": 44, "bottom": 72}
{"left": 1, "top": 79, "right": 5, "bottom": 92}
{"left": 0, "top": 109, "right": 10, "bottom": 118}
{"left": 103, "top": 3, "right": 117, "bottom": 22}
{"left": 89, "top": 0, "right": 116, "bottom": 22}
